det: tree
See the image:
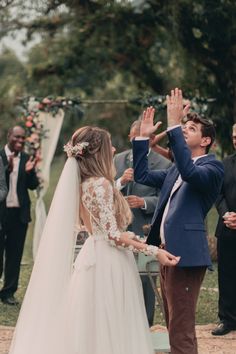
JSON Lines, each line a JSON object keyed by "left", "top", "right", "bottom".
{"left": 1, "top": 0, "right": 236, "bottom": 153}
{"left": 0, "top": 48, "right": 27, "bottom": 141}
{"left": 170, "top": 0, "right": 236, "bottom": 154}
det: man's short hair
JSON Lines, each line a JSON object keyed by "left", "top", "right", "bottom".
{"left": 183, "top": 112, "right": 216, "bottom": 153}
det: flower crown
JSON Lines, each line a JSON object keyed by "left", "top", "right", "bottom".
{"left": 63, "top": 141, "right": 89, "bottom": 158}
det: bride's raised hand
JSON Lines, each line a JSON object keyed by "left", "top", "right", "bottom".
{"left": 157, "top": 249, "right": 180, "bottom": 266}
{"left": 140, "top": 106, "right": 162, "bottom": 138}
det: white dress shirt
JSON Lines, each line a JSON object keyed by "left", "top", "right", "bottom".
{"left": 5, "top": 145, "right": 20, "bottom": 207}
{"left": 159, "top": 154, "right": 207, "bottom": 244}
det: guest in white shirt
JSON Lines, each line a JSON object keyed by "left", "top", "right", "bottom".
{"left": 0, "top": 126, "right": 39, "bottom": 305}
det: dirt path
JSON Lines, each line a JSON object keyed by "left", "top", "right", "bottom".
{"left": 0, "top": 326, "right": 14, "bottom": 354}
{"left": 1, "top": 324, "right": 236, "bottom": 354}
{"left": 152, "top": 324, "right": 236, "bottom": 354}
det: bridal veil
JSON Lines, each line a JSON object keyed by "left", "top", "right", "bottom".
{"left": 9, "top": 157, "right": 80, "bottom": 354}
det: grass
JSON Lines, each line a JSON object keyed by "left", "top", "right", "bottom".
{"left": 154, "top": 264, "right": 219, "bottom": 326}
{"left": 0, "top": 155, "right": 220, "bottom": 327}
{"left": 0, "top": 156, "right": 65, "bottom": 327}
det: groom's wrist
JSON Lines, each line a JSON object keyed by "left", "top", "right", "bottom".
{"left": 167, "top": 124, "right": 181, "bottom": 131}
{"left": 135, "top": 137, "right": 149, "bottom": 140}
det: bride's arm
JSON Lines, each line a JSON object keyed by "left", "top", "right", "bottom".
{"left": 87, "top": 178, "right": 180, "bottom": 267}
{"left": 117, "top": 231, "right": 180, "bottom": 266}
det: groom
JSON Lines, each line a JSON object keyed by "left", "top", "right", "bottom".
{"left": 132, "top": 88, "right": 224, "bottom": 354}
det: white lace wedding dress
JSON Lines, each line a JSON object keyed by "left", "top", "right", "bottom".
{"left": 56, "top": 176, "right": 154, "bottom": 354}
{"left": 9, "top": 172, "right": 154, "bottom": 354}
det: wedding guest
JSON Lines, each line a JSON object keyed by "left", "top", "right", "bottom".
{"left": 133, "top": 88, "right": 224, "bottom": 354}
{"left": 150, "top": 130, "right": 174, "bottom": 161}
{"left": 0, "top": 156, "right": 8, "bottom": 228}
{"left": 114, "top": 119, "right": 171, "bottom": 326}
{"left": 0, "top": 126, "right": 39, "bottom": 305}
{"left": 212, "top": 123, "right": 236, "bottom": 336}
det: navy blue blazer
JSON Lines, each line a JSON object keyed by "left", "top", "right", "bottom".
{"left": 133, "top": 127, "right": 224, "bottom": 267}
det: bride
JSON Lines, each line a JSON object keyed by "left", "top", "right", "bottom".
{"left": 9, "top": 126, "right": 180, "bottom": 354}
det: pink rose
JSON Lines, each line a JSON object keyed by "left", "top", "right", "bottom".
{"left": 42, "top": 98, "right": 51, "bottom": 104}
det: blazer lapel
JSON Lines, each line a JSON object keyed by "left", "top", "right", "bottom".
{"left": 0, "top": 149, "right": 10, "bottom": 186}
{"left": 17, "top": 154, "right": 25, "bottom": 190}
{"left": 0, "top": 150, "right": 8, "bottom": 167}
{"left": 152, "top": 166, "right": 179, "bottom": 221}
{"left": 161, "top": 167, "right": 179, "bottom": 206}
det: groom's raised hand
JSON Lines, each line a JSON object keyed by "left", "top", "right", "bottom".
{"left": 140, "top": 106, "right": 162, "bottom": 138}
{"left": 167, "top": 88, "right": 190, "bottom": 127}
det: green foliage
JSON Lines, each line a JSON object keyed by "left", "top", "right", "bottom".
{"left": 171, "top": 0, "right": 236, "bottom": 154}
{"left": 0, "top": 48, "right": 27, "bottom": 143}
{"left": 0, "top": 0, "right": 236, "bottom": 153}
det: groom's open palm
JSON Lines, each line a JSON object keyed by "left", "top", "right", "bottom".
{"left": 140, "top": 106, "right": 162, "bottom": 137}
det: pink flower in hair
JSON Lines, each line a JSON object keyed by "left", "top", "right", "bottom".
{"left": 63, "top": 141, "right": 89, "bottom": 158}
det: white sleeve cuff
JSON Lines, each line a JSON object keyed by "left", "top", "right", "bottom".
{"left": 167, "top": 125, "right": 181, "bottom": 131}
{"left": 135, "top": 137, "right": 149, "bottom": 140}
{"left": 141, "top": 200, "right": 147, "bottom": 210}
{"left": 116, "top": 178, "right": 125, "bottom": 191}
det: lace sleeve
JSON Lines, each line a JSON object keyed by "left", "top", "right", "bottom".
{"left": 82, "top": 177, "right": 122, "bottom": 245}
{"left": 82, "top": 177, "right": 160, "bottom": 257}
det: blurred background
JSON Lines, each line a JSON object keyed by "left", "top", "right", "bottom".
{"left": 0, "top": 0, "right": 235, "bottom": 155}
{"left": 0, "top": 0, "right": 235, "bottom": 327}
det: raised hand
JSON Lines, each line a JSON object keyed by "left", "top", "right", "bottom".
{"left": 8, "top": 154, "right": 14, "bottom": 173}
{"left": 166, "top": 88, "right": 184, "bottom": 127}
{"left": 183, "top": 101, "right": 191, "bottom": 118}
{"left": 140, "top": 106, "right": 162, "bottom": 138}
{"left": 25, "top": 156, "right": 38, "bottom": 172}
{"left": 150, "top": 131, "right": 167, "bottom": 147}
{"left": 120, "top": 168, "right": 133, "bottom": 185}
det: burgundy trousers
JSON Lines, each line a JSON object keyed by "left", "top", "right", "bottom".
{"left": 160, "top": 265, "right": 206, "bottom": 354}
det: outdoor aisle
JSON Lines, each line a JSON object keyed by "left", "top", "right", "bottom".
{"left": 1, "top": 324, "right": 236, "bottom": 354}
{"left": 151, "top": 324, "right": 236, "bottom": 354}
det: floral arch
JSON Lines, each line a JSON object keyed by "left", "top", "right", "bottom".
{"left": 19, "top": 96, "right": 81, "bottom": 258}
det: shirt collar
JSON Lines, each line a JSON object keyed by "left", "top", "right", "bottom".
{"left": 192, "top": 154, "right": 207, "bottom": 163}
{"left": 5, "top": 144, "right": 21, "bottom": 158}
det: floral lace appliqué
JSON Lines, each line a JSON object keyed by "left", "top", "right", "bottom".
{"left": 81, "top": 177, "right": 121, "bottom": 246}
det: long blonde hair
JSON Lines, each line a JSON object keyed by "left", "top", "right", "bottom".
{"left": 71, "top": 126, "right": 132, "bottom": 230}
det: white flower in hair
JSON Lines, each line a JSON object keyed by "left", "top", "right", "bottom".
{"left": 63, "top": 141, "right": 89, "bottom": 157}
